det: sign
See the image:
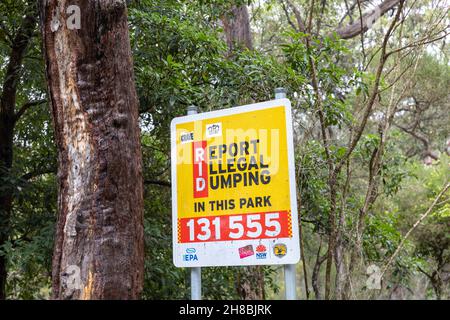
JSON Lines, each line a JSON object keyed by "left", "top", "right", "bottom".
{"left": 171, "top": 99, "right": 300, "bottom": 267}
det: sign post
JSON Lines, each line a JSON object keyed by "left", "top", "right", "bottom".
{"left": 187, "top": 105, "right": 202, "bottom": 300}
{"left": 171, "top": 96, "right": 300, "bottom": 299}
{"left": 275, "top": 88, "right": 297, "bottom": 300}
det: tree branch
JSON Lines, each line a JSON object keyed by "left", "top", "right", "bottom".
{"left": 381, "top": 181, "right": 450, "bottom": 278}
{"left": 284, "top": 0, "right": 306, "bottom": 32}
{"left": 280, "top": 0, "right": 299, "bottom": 32}
{"left": 0, "top": 14, "right": 37, "bottom": 117}
{"left": 394, "top": 123, "right": 430, "bottom": 150}
{"left": 386, "top": 31, "right": 449, "bottom": 58}
{"left": 417, "top": 265, "right": 434, "bottom": 281}
{"left": 21, "top": 166, "right": 56, "bottom": 181}
{"left": 144, "top": 179, "right": 171, "bottom": 187}
{"left": 335, "top": 0, "right": 404, "bottom": 175}
{"left": 335, "top": 0, "right": 401, "bottom": 39}
{"left": 14, "top": 99, "right": 46, "bottom": 123}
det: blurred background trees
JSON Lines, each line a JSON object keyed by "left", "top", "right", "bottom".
{"left": 0, "top": 0, "right": 448, "bottom": 299}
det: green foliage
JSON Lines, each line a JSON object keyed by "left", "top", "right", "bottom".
{"left": 364, "top": 209, "right": 402, "bottom": 262}
{"left": 130, "top": 1, "right": 294, "bottom": 299}
{"left": 297, "top": 140, "right": 331, "bottom": 230}
{"left": 3, "top": 221, "right": 54, "bottom": 299}
{"left": 1, "top": 0, "right": 448, "bottom": 300}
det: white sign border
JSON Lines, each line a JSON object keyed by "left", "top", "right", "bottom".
{"left": 170, "top": 99, "right": 300, "bottom": 267}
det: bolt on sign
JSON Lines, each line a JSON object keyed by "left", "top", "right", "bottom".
{"left": 171, "top": 99, "right": 300, "bottom": 267}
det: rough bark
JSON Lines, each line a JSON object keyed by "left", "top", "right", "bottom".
{"left": 40, "top": 0, "right": 144, "bottom": 299}
{"left": 221, "top": 5, "right": 253, "bottom": 52}
{"left": 236, "top": 266, "right": 265, "bottom": 300}
{"left": 0, "top": 8, "right": 37, "bottom": 299}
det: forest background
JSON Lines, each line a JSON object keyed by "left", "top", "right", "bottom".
{"left": 0, "top": 0, "right": 449, "bottom": 300}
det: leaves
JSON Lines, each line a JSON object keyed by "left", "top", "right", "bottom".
{"left": 2, "top": 0, "right": 449, "bottom": 300}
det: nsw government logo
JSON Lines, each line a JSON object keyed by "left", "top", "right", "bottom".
{"left": 255, "top": 245, "right": 267, "bottom": 259}
{"left": 183, "top": 248, "right": 198, "bottom": 262}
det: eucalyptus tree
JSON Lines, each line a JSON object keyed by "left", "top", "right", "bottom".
{"left": 40, "top": 0, "right": 144, "bottom": 299}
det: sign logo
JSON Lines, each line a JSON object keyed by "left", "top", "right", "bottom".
{"left": 206, "top": 122, "right": 222, "bottom": 138}
{"left": 180, "top": 131, "right": 194, "bottom": 144}
{"left": 183, "top": 248, "right": 198, "bottom": 261}
{"left": 255, "top": 245, "right": 267, "bottom": 259}
{"left": 239, "top": 245, "right": 254, "bottom": 259}
{"left": 273, "top": 243, "right": 287, "bottom": 258}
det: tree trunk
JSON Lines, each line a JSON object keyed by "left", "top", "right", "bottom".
{"left": 236, "top": 266, "right": 265, "bottom": 300}
{"left": 0, "top": 119, "right": 13, "bottom": 300}
{"left": 40, "top": 0, "right": 144, "bottom": 299}
{"left": 0, "top": 8, "right": 37, "bottom": 299}
{"left": 0, "top": 121, "right": 13, "bottom": 300}
{"left": 312, "top": 237, "right": 326, "bottom": 299}
{"left": 430, "top": 272, "right": 443, "bottom": 300}
{"left": 334, "top": 239, "right": 346, "bottom": 299}
{"left": 221, "top": 5, "right": 253, "bottom": 52}
{"left": 324, "top": 175, "right": 338, "bottom": 299}
{"left": 0, "top": 106, "right": 14, "bottom": 300}
{"left": 221, "top": 4, "right": 262, "bottom": 300}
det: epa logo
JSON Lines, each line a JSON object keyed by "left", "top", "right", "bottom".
{"left": 183, "top": 248, "right": 198, "bottom": 261}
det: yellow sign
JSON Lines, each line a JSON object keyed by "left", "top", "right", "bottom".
{"left": 171, "top": 99, "right": 300, "bottom": 267}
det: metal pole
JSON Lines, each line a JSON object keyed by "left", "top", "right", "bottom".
{"left": 274, "top": 87, "right": 287, "bottom": 100}
{"left": 187, "top": 105, "right": 198, "bottom": 116}
{"left": 284, "top": 264, "right": 297, "bottom": 300}
{"left": 191, "top": 266, "right": 201, "bottom": 300}
{"left": 187, "top": 104, "right": 202, "bottom": 300}
{"left": 274, "top": 88, "right": 297, "bottom": 300}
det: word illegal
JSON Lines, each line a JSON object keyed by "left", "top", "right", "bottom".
{"left": 195, "top": 139, "right": 272, "bottom": 191}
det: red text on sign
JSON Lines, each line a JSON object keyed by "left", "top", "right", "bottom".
{"left": 193, "top": 141, "right": 208, "bottom": 198}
